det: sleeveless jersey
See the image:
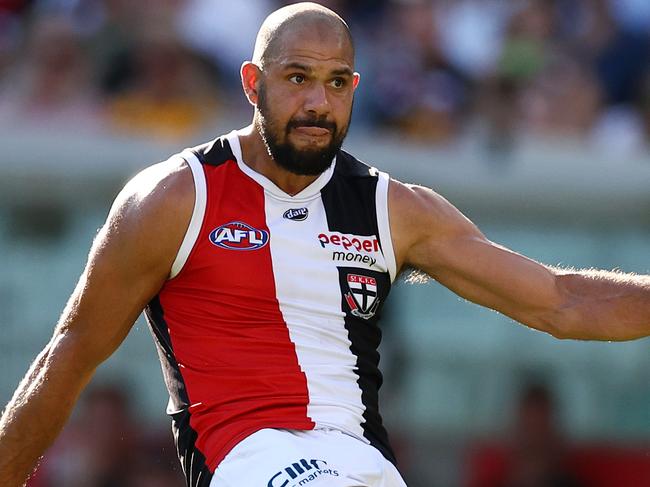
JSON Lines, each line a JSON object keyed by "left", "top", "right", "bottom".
{"left": 144, "top": 131, "right": 398, "bottom": 487}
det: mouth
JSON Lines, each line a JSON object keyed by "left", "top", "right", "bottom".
{"left": 292, "top": 126, "right": 331, "bottom": 137}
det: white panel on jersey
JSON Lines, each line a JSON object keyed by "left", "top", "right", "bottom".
{"left": 265, "top": 192, "right": 368, "bottom": 441}
{"left": 376, "top": 171, "right": 397, "bottom": 282}
{"left": 169, "top": 150, "right": 207, "bottom": 279}
{"left": 226, "top": 130, "right": 395, "bottom": 443}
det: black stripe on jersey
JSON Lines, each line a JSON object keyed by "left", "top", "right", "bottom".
{"left": 190, "top": 136, "right": 235, "bottom": 167}
{"left": 336, "top": 266, "right": 394, "bottom": 462}
{"left": 321, "top": 150, "right": 397, "bottom": 465}
{"left": 323, "top": 151, "right": 380, "bottom": 234}
{"left": 145, "top": 297, "right": 213, "bottom": 487}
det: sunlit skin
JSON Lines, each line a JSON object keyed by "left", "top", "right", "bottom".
{"left": 239, "top": 24, "right": 359, "bottom": 195}
{"left": 1, "top": 4, "right": 649, "bottom": 487}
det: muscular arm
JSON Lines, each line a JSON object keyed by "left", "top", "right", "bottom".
{"left": 0, "top": 159, "right": 193, "bottom": 486}
{"left": 389, "top": 180, "right": 650, "bottom": 341}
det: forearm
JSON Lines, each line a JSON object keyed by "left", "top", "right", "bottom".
{"left": 0, "top": 333, "right": 95, "bottom": 486}
{"left": 544, "top": 268, "right": 650, "bottom": 341}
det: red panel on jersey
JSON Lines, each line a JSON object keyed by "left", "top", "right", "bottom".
{"left": 158, "top": 160, "right": 314, "bottom": 471}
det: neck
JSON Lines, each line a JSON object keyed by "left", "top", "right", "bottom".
{"left": 237, "top": 124, "right": 321, "bottom": 196}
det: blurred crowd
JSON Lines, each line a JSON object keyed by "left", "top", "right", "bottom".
{"left": 2, "top": 0, "right": 650, "bottom": 152}
{"left": 27, "top": 383, "right": 185, "bottom": 487}
{"left": 26, "top": 379, "right": 650, "bottom": 487}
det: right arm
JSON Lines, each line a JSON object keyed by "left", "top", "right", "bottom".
{"left": 0, "top": 158, "right": 194, "bottom": 486}
{"left": 389, "top": 180, "right": 650, "bottom": 341}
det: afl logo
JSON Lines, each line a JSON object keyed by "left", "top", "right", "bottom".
{"left": 209, "top": 221, "right": 269, "bottom": 251}
{"left": 283, "top": 208, "right": 308, "bottom": 221}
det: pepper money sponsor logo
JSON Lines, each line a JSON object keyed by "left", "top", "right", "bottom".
{"left": 317, "top": 231, "right": 380, "bottom": 268}
{"left": 267, "top": 458, "right": 339, "bottom": 487}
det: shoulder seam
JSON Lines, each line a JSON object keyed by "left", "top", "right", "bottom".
{"left": 191, "top": 136, "right": 235, "bottom": 167}
{"left": 336, "top": 150, "right": 378, "bottom": 178}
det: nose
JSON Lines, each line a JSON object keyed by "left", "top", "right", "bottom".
{"left": 303, "top": 82, "right": 330, "bottom": 116}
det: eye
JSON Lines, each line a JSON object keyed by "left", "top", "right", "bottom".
{"left": 330, "top": 78, "right": 346, "bottom": 89}
{"left": 289, "top": 74, "right": 306, "bottom": 85}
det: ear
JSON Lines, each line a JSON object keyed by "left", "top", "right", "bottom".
{"left": 241, "top": 61, "right": 262, "bottom": 106}
{"left": 352, "top": 72, "right": 360, "bottom": 90}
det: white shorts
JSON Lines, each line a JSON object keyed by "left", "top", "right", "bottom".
{"left": 210, "top": 428, "right": 408, "bottom": 487}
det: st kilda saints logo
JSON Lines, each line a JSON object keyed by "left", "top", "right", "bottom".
{"left": 345, "top": 274, "right": 380, "bottom": 319}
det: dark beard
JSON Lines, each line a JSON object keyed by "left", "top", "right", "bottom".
{"left": 255, "top": 84, "right": 350, "bottom": 176}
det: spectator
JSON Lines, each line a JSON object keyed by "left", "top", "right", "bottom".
{"left": 368, "top": 0, "right": 469, "bottom": 143}
{"left": 436, "top": 0, "right": 513, "bottom": 80}
{"left": 635, "top": 69, "right": 650, "bottom": 145}
{"left": 33, "top": 383, "right": 139, "bottom": 487}
{"left": 0, "top": 16, "right": 18, "bottom": 79}
{"left": 0, "top": 15, "right": 103, "bottom": 132}
{"left": 30, "top": 382, "right": 184, "bottom": 487}
{"left": 86, "top": 0, "right": 139, "bottom": 97}
{"left": 106, "top": 26, "right": 219, "bottom": 141}
{"left": 465, "top": 382, "right": 588, "bottom": 487}
{"left": 177, "top": 0, "right": 274, "bottom": 90}
{"left": 2, "top": 0, "right": 650, "bottom": 147}
{"left": 520, "top": 53, "right": 602, "bottom": 137}
{"left": 473, "top": 0, "right": 560, "bottom": 152}
{"left": 577, "top": 0, "right": 648, "bottom": 106}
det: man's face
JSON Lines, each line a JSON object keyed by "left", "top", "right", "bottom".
{"left": 254, "top": 27, "right": 358, "bottom": 176}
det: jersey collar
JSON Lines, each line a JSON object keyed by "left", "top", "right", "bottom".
{"left": 225, "top": 130, "right": 336, "bottom": 201}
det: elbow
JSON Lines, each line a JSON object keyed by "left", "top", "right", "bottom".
{"left": 529, "top": 306, "right": 580, "bottom": 340}
{"left": 537, "top": 272, "right": 582, "bottom": 340}
{"left": 546, "top": 321, "right": 575, "bottom": 340}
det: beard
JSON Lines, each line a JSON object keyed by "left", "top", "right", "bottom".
{"left": 255, "top": 83, "right": 351, "bottom": 176}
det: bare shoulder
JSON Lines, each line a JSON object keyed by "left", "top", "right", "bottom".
{"left": 113, "top": 156, "right": 194, "bottom": 227}
{"left": 387, "top": 179, "right": 483, "bottom": 273}
{"left": 388, "top": 179, "right": 460, "bottom": 226}
{"left": 97, "top": 155, "right": 195, "bottom": 279}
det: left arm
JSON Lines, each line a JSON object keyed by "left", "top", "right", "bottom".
{"left": 389, "top": 180, "right": 650, "bottom": 341}
{"left": 543, "top": 266, "right": 650, "bottom": 340}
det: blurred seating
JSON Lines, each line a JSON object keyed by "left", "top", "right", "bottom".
{"left": 105, "top": 26, "right": 219, "bottom": 141}
{"left": 0, "top": 16, "right": 104, "bottom": 132}
{"left": 465, "top": 382, "right": 589, "bottom": 487}
{"left": 28, "top": 383, "right": 184, "bottom": 487}
{"left": 1, "top": 0, "right": 649, "bottom": 148}
{"left": 464, "top": 382, "right": 650, "bottom": 487}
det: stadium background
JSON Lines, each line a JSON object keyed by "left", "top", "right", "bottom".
{"left": 1, "top": 0, "right": 649, "bottom": 485}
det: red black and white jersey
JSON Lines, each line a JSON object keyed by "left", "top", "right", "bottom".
{"left": 144, "top": 131, "right": 397, "bottom": 487}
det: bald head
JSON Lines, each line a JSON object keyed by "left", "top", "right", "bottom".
{"left": 252, "top": 2, "right": 354, "bottom": 68}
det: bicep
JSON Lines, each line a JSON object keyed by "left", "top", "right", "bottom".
{"left": 392, "top": 182, "right": 563, "bottom": 328}
{"left": 52, "top": 161, "right": 192, "bottom": 369}
{"left": 422, "top": 234, "right": 560, "bottom": 323}
{"left": 55, "top": 225, "right": 165, "bottom": 367}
